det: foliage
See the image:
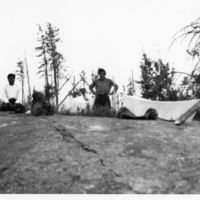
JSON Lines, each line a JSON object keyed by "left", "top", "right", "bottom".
{"left": 170, "top": 17, "right": 200, "bottom": 119}
{"left": 66, "top": 71, "right": 90, "bottom": 99}
{"left": 16, "top": 60, "right": 25, "bottom": 81}
{"left": 35, "top": 23, "right": 67, "bottom": 105}
{"left": 137, "top": 53, "right": 178, "bottom": 101}
{"left": 44, "top": 84, "right": 55, "bottom": 101}
{"left": 35, "top": 25, "right": 49, "bottom": 87}
{"left": 170, "top": 16, "right": 200, "bottom": 74}
{"left": 79, "top": 70, "right": 89, "bottom": 87}
{"left": 169, "top": 16, "right": 200, "bottom": 99}
{"left": 126, "top": 77, "right": 135, "bottom": 96}
{"left": 69, "top": 88, "right": 82, "bottom": 98}
{"left": 46, "top": 23, "right": 66, "bottom": 106}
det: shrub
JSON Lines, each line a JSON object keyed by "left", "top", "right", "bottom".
{"left": 59, "top": 103, "right": 117, "bottom": 118}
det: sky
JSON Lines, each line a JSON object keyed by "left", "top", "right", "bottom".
{"left": 0, "top": 0, "right": 200, "bottom": 101}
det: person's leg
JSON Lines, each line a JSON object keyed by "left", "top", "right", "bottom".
{"left": 93, "top": 95, "right": 101, "bottom": 109}
{"left": 104, "top": 95, "right": 111, "bottom": 109}
{"left": 1, "top": 102, "right": 10, "bottom": 111}
{"left": 94, "top": 94, "right": 111, "bottom": 109}
{"left": 15, "top": 103, "right": 25, "bottom": 113}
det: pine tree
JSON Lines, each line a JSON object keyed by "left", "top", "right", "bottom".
{"left": 137, "top": 54, "right": 177, "bottom": 100}
{"left": 46, "top": 23, "right": 65, "bottom": 106}
{"left": 35, "top": 24, "right": 51, "bottom": 102}
{"left": 35, "top": 23, "right": 66, "bottom": 105}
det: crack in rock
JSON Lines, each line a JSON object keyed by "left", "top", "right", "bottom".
{"left": 51, "top": 120, "right": 124, "bottom": 192}
{"left": 53, "top": 123, "right": 106, "bottom": 167}
{"left": 0, "top": 167, "right": 8, "bottom": 178}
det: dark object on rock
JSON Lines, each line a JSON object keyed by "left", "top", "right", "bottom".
{"left": 144, "top": 108, "right": 158, "bottom": 120}
{"left": 31, "top": 91, "right": 54, "bottom": 116}
{"left": 15, "top": 108, "right": 25, "bottom": 114}
{"left": 116, "top": 107, "right": 137, "bottom": 119}
{"left": 117, "top": 107, "right": 158, "bottom": 120}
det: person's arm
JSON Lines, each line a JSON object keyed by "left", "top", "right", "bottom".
{"left": 110, "top": 80, "right": 118, "bottom": 95}
{"left": 89, "top": 81, "right": 97, "bottom": 95}
{"left": 2, "top": 85, "right": 9, "bottom": 103}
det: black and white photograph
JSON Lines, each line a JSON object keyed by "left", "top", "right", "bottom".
{"left": 0, "top": 0, "right": 200, "bottom": 196}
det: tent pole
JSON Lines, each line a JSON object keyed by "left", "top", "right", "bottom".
{"left": 51, "top": 76, "right": 72, "bottom": 100}
{"left": 132, "top": 69, "right": 134, "bottom": 95}
{"left": 55, "top": 79, "right": 81, "bottom": 111}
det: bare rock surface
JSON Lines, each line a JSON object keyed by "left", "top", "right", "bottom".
{"left": 0, "top": 112, "right": 200, "bottom": 193}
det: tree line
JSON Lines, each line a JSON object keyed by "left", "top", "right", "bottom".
{"left": 15, "top": 17, "right": 200, "bottom": 111}
{"left": 16, "top": 23, "right": 67, "bottom": 107}
{"left": 136, "top": 16, "right": 200, "bottom": 102}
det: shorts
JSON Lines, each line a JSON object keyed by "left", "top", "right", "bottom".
{"left": 93, "top": 94, "right": 111, "bottom": 109}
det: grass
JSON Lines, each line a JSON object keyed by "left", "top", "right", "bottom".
{"left": 59, "top": 103, "right": 117, "bottom": 118}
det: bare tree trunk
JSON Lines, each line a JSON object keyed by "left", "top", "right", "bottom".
{"left": 43, "top": 49, "right": 50, "bottom": 103}
{"left": 53, "top": 60, "right": 58, "bottom": 107}
{"left": 51, "top": 76, "right": 72, "bottom": 100}
{"left": 44, "top": 53, "right": 49, "bottom": 87}
{"left": 24, "top": 52, "right": 32, "bottom": 103}
{"left": 22, "top": 77, "right": 25, "bottom": 104}
{"left": 22, "top": 79, "right": 23, "bottom": 104}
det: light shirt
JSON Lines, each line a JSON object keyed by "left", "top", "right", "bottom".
{"left": 2, "top": 84, "right": 20, "bottom": 103}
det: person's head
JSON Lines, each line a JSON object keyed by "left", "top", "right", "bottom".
{"left": 7, "top": 73, "right": 16, "bottom": 85}
{"left": 98, "top": 68, "right": 106, "bottom": 80}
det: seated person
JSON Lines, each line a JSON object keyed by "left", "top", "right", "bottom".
{"left": 1, "top": 73, "right": 25, "bottom": 113}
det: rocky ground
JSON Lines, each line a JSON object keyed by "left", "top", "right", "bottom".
{"left": 0, "top": 112, "right": 200, "bottom": 194}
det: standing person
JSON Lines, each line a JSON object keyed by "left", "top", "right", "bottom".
{"left": 1, "top": 73, "right": 25, "bottom": 113}
{"left": 89, "top": 68, "right": 118, "bottom": 109}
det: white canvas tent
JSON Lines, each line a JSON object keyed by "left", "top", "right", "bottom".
{"left": 59, "top": 95, "right": 117, "bottom": 113}
{"left": 123, "top": 95, "right": 200, "bottom": 124}
{"left": 60, "top": 96, "right": 94, "bottom": 113}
